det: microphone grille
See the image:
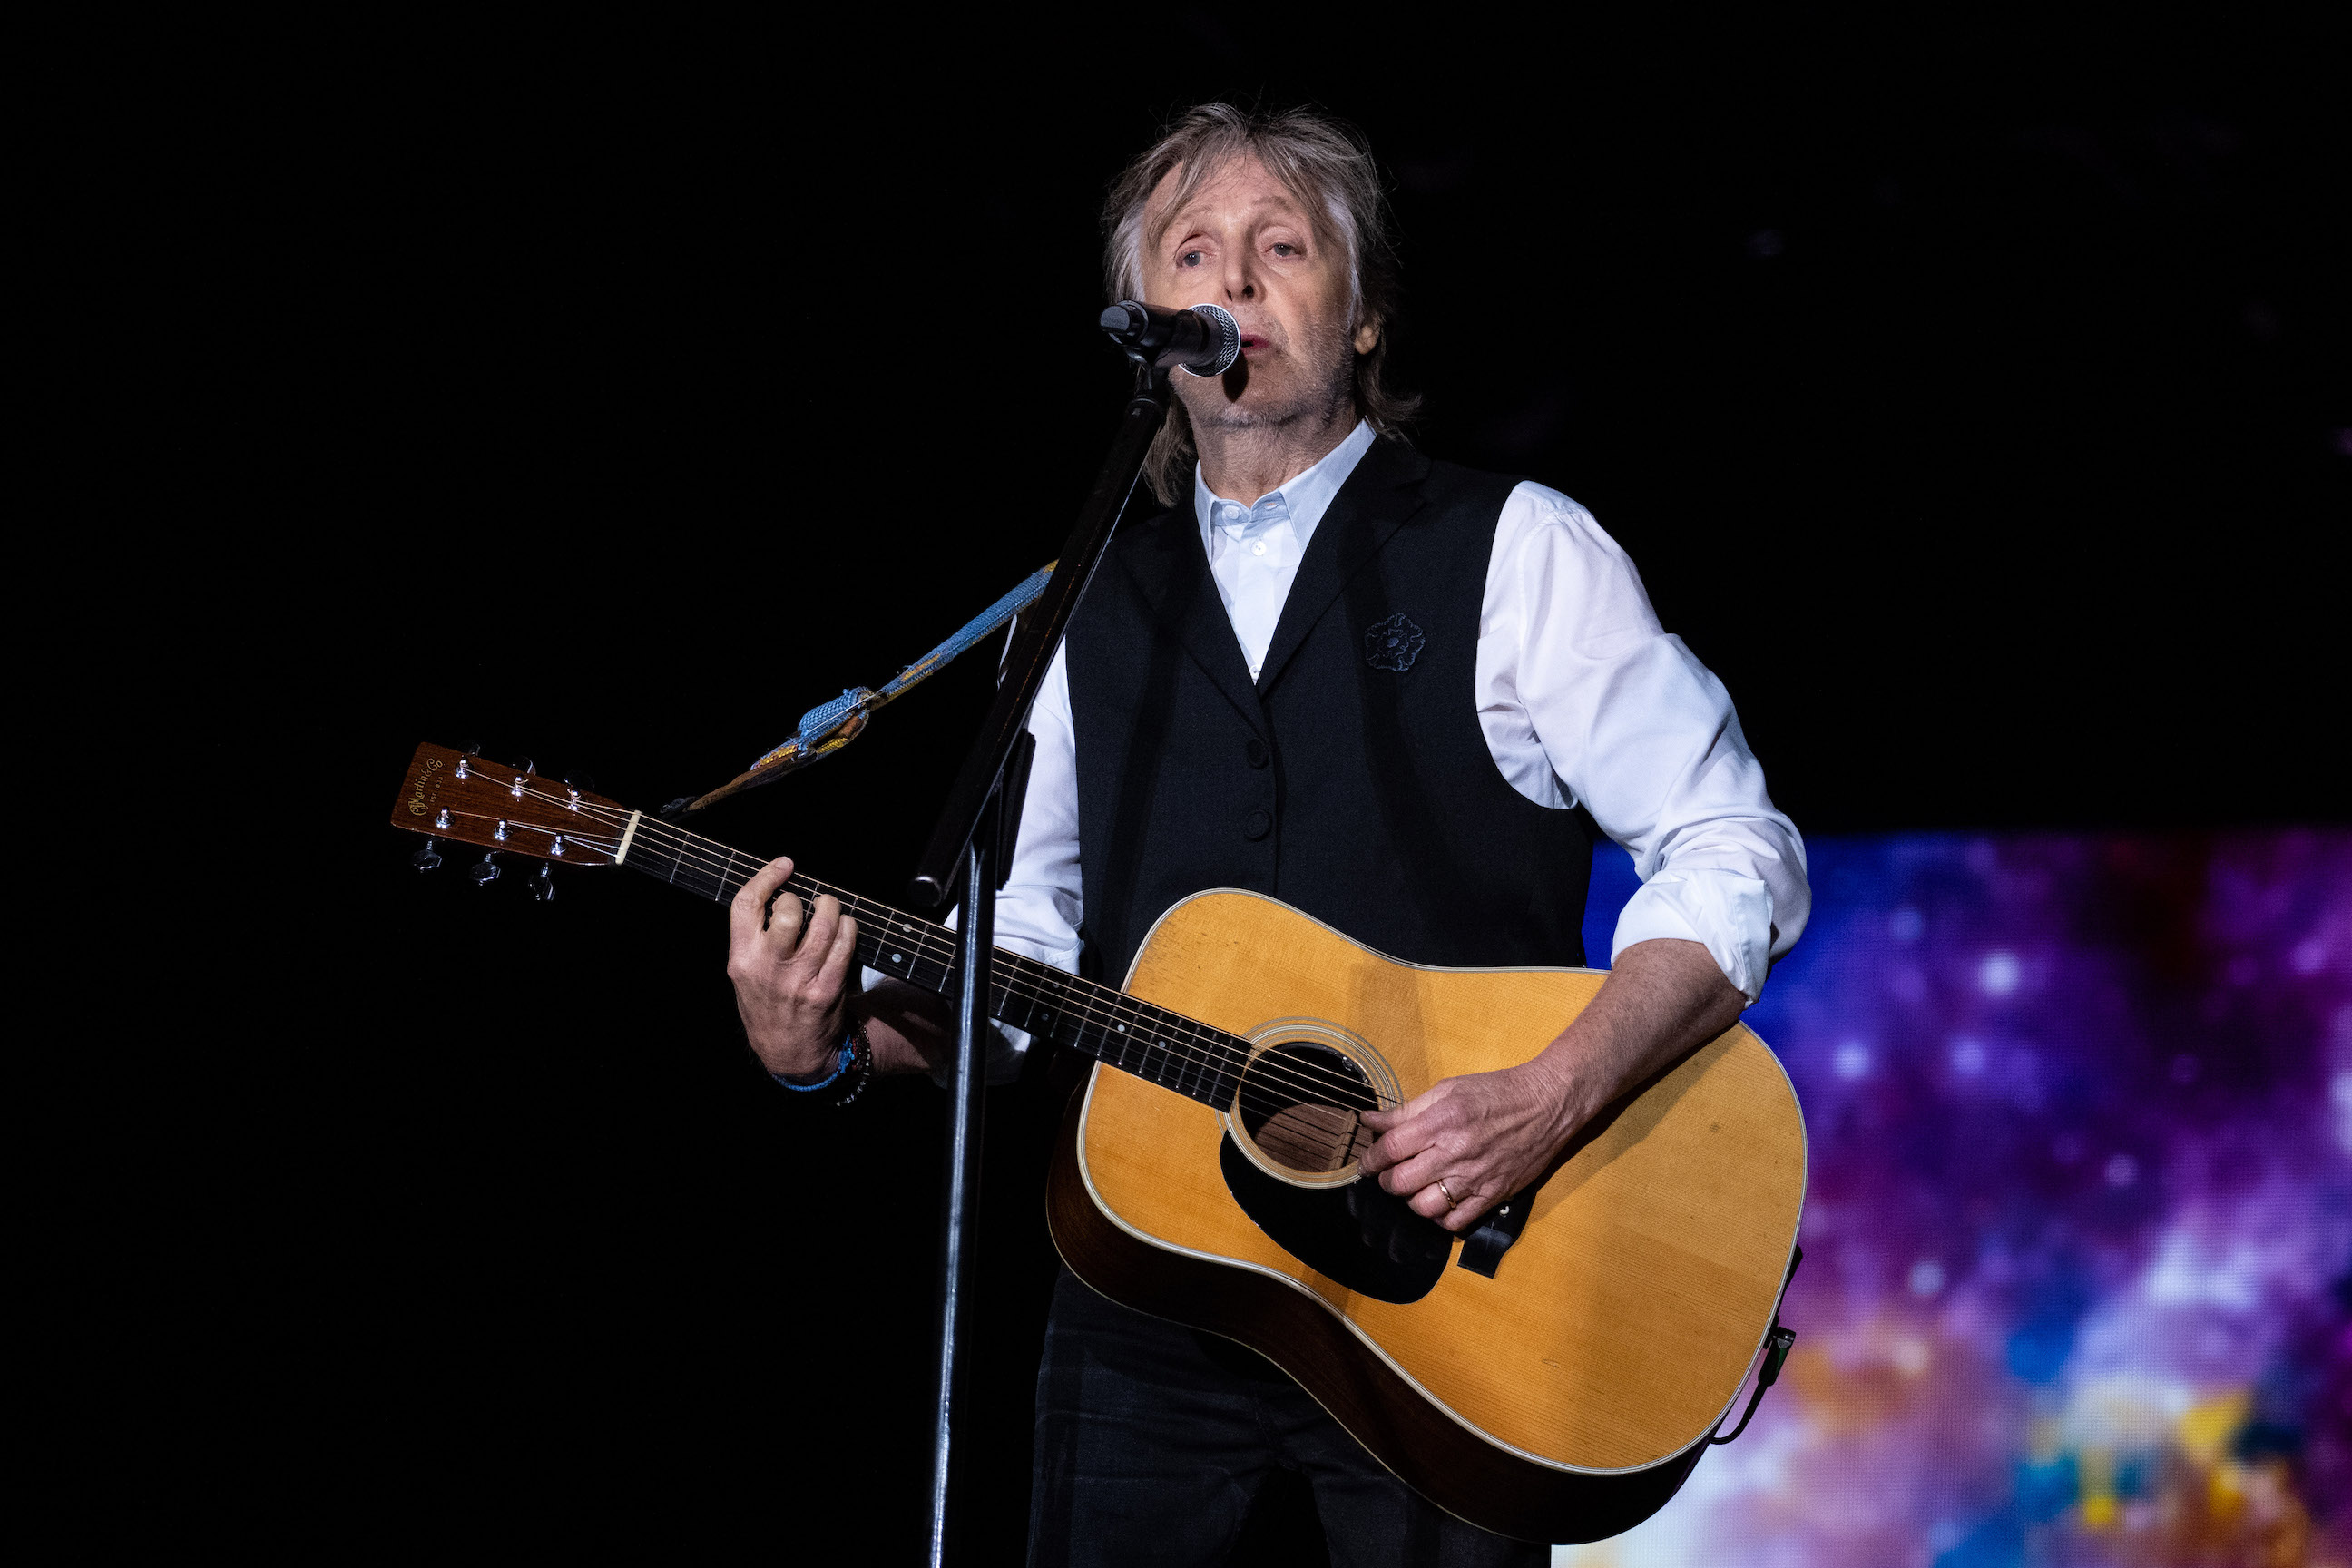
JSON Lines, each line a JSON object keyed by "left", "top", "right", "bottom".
{"left": 1183, "top": 303, "right": 1241, "bottom": 377}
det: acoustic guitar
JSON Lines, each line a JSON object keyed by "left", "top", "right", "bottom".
{"left": 389, "top": 740, "right": 1807, "bottom": 1544}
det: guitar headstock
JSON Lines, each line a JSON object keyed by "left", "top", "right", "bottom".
{"left": 388, "top": 741, "right": 632, "bottom": 868}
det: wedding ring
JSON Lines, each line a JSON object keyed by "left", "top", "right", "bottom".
{"left": 1438, "top": 1178, "right": 1460, "bottom": 1207}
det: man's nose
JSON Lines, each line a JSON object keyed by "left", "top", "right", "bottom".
{"left": 1217, "top": 247, "right": 1258, "bottom": 303}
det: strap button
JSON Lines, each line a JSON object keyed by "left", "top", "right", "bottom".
{"left": 1242, "top": 808, "right": 1272, "bottom": 841}
{"left": 1245, "top": 738, "right": 1269, "bottom": 769}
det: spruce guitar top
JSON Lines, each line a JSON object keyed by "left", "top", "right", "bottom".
{"left": 389, "top": 740, "right": 1807, "bottom": 1543}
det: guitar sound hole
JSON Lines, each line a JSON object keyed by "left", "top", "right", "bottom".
{"left": 1237, "top": 1044, "right": 1378, "bottom": 1176}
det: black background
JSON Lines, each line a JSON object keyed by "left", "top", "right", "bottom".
{"left": 88, "top": 13, "right": 2349, "bottom": 1558}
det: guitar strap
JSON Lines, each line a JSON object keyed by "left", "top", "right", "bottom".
{"left": 677, "top": 562, "right": 1056, "bottom": 815}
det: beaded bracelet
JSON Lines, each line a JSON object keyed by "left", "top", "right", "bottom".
{"left": 832, "top": 1019, "right": 875, "bottom": 1108}
{"left": 771, "top": 1018, "right": 874, "bottom": 1107}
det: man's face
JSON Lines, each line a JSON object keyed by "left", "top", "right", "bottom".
{"left": 1139, "top": 153, "right": 1378, "bottom": 437}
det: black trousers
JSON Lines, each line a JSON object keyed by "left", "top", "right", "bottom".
{"left": 1027, "top": 1269, "right": 1548, "bottom": 1568}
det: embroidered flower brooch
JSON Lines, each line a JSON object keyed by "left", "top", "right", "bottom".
{"left": 1364, "top": 612, "right": 1426, "bottom": 672}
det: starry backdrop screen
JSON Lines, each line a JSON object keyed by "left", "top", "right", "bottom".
{"left": 1562, "top": 830, "right": 2350, "bottom": 1567}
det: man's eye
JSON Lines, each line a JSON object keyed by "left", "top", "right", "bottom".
{"left": 1271, "top": 243, "right": 1298, "bottom": 257}
{"left": 1179, "top": 250, "right": 1203, "bottom": 267}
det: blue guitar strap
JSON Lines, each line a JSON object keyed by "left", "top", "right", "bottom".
{"left": 681, "top": 562, "right": 1056, "bottom": 814}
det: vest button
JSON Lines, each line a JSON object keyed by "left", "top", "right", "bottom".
{"left": 1241, "top": 808, "right": 1272, "bottom": 841}
{"left": 1245, "top": 739, "right": 1269, "bottom": 769}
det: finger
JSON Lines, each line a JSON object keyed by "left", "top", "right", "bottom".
{"left": 1377, "top": 1143, "right": 1463, "bottom": 1200}
{"left": 1357, "top": 1079, "right": 1454, "bottom": 1152}
{"left": 1402, "top": 1168, "right": 1493, "bottom": 1230}
{"left": 814, "top": 908, "right": 859, "bottom": 996}
{"left": 1438, "top": 1201, "right": 1486, "bottom": 1235}
{"left": 1408, "top": 1185, "right": 1458, "bottom": 1220}
{"left": 789, "top": 895, "right": 841, "bottom": 972}
{"left": 1362, "top": 1102, "right": 1450, "bottom": 1176}
{"left": 765, "top": 883, "right": 808, "bottom": 954}
{"left": 730, "top": 857, "right": 794, "bottom": 950}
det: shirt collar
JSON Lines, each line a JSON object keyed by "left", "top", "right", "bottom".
{"left": 1193, "top": 418, "right": 1378, "bottom": 554}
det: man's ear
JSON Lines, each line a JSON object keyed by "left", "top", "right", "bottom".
{"left": 1353, "top": 317, "right": 1382, "bottom": 355}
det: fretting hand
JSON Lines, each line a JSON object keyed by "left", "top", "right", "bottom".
{"left": 727, "top": 857, "right": 861, "bottom": 1081}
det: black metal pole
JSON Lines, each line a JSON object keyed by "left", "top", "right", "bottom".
{"left": 916, "top": 347, "right": 1172, "bottom": 1568}
{"left": 927, "top": 819, "right": 995, "bottom": 1568}
{"left": 907, "top": 358, "right": 1172, "bottom": 907}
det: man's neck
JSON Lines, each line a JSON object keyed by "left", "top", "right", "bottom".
{"left": 1193, "top": 402, "right": 1361, "bottom": 504}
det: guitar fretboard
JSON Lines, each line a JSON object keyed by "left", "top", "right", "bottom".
{"left": 620, "top": 818, "right": 1245, "bottom": 1108}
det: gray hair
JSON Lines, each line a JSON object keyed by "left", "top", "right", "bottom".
{"left": 1102, "top": 103, "right": 1418, "bottom": 504}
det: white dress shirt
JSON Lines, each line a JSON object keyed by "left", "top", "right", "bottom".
{"left": 901, "top": 421, "right": 1809, "bottom": 1082}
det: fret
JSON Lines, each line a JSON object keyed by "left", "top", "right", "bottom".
{"left": 1165, "top": 1033, "right": 1191, "bottom": 1096}
{"left": 1134, "top": 1004, "right": 1174, "bottom": 1095}
{"left": 1139, "top": 1016, "right": 1172, "bottom": 1093}
{"left": 1023, "top": 967, "right": 1069, "bottom": 1048}
{"left": 1118, "top": 1010, "right": 1149, "bottom": 1074}
{"left": 1153, "top": 1008, "right": 1195, "bottom": 1100}
{"left": 910, "top": 949, "right": 956, "bottom": 995}
{"left": 989, "top": 974, "right": 1035, "bottom": 1035}
{"left": 1190, "top": 1023, "right": 1222, "bottom": 1104}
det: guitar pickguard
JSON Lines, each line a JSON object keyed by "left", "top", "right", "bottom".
{"left": 1218, "top": 1134, "right": 1452, "bottom": 1303}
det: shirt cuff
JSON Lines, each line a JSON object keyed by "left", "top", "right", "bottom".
{"left": 1610, "top": 871, "right": 1776, "bottom": 1004}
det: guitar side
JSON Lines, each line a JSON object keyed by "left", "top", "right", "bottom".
{"left": 1044, "top": 889, "right": 1808, "bottom": 1544}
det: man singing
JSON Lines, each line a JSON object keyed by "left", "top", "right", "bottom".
{"left": 725, "top": 103, "right": 1808, "bottom": 1566}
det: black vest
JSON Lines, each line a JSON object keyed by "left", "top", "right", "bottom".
{"left": 1064, "top": 438, "right": 1593, "bottom": 988}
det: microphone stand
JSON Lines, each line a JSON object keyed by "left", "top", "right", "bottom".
{"left": 908, "top": 347, "right": 1174, "bottom": 1568}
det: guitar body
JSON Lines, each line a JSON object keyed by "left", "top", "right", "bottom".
{"left": 1046, "top": 890, "right": 1807, "bottom": 1544}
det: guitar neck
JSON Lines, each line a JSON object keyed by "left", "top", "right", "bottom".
{"left": 616, "top": 811, "right": 1244, "bottom": 1108}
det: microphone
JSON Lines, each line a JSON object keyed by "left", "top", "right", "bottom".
{"left": 1098, "top": 300, "right": 1241, "bottom": 377}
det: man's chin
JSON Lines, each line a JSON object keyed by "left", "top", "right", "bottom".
{"left": 1195, "top": 389, "right": 1311, "bottom": 431}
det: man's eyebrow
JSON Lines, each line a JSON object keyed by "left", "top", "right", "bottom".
{"left": 1154, "top": 190, "right": 1314, "bottom": 246}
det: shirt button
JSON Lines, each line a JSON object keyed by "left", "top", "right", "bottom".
{"left": 1245, "top": 739, "right": 1269, "bottom": 769}
{"left": 1250, "top": 540, "right": 1267, "bottom": 556}
{"left": 1241, "top": 808, "right": 1272, "bottom": 841}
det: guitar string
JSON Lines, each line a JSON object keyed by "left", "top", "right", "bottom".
{"left": 428, "top": 780, "right": 1389, "bottom": 1122}
{"left": 632, "top": 821, "right": 1402, "bottom": 1117}
{"left": 519, "top": 787, "right": 1397, "bottom": 1114}
{"left": 457, "top": 772, "right": 1405, "bottom": 1114}
{"left": 426, "top": 794, "right": 1387, "bottom": 1131}
{"left": 577, "top": 799, "right": 1401, "bottom": 1116}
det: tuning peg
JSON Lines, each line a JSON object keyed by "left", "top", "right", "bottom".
{"left": 564, "top": 771, "right": 596, "bottom": 795}
{"left": 530, "top": 865, "right": 556, "bottom": 902}
{"left": 471, "top": 851, "right": 502, "bottom": 886}
{"left": 411, "top": 838, "right": 445, "bottom": 873}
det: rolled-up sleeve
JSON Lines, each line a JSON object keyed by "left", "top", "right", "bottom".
{"left": 1483, "top": 484, "right": 1809, "bottom": 1003}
